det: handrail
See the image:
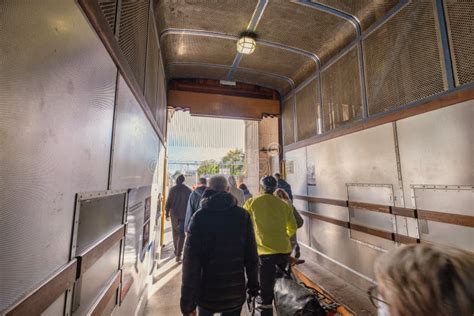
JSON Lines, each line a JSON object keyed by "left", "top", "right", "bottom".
{"left": 5, "top": 260, "right": 78, "bottom": 316}
{"left": 77, "top": 225, "right": 126, "bottom": 277}
{"left": 87, "top": 271, "right": 121, "bottom": 316}
{"left": 295, "top": 195, "right": 474, "bottom": 227}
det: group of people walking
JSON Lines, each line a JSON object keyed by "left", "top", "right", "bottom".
{"left": 165, "top": 173, "right": 300, "bottom": 315}
{"left": 165, "top": 173, "right": 474, "bottom": 316}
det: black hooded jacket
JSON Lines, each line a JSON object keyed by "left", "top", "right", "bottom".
{"left": 180, "top": 190, "right": 259, "bottom": 314}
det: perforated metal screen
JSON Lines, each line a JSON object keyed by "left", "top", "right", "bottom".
{"left": 157, "top": 56, "right": 167, "bottom": 135}
{"left": 239, "top": 44, "right": 317, "bottom": 86}
{"left": 296, "top": 78, "right": 320, "bottom": 140}
{"left": 98, "top": 0, "right": 117, "bottom": 33}
{"left": 118, "top": 0, "right": 149, "bottom": 91}
{"left": 363, "top": 1, "right": 446, "bottom": 115}
{"left": 257, "top": 0, "right": 356, "bottom": 64}
{"left": 312, "top": 0, "right": 400, "bottom": 31}
{"left": 444, "top": 0, "right": 474, "bottom": 86}
{"left": 282, "top": 96, "right": 295, "bottom": 145}
{"left": 145, "top": 10, "right": 160, "bottom": 120}
{"left": 321, "top": 47, "right": 362, "bottom": 131}
{"left": 161, "top": 34, "right": 236, "bottom": 66}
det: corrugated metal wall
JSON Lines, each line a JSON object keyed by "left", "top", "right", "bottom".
{"left": 0, "top": 0, "right": 167, "bottom": 314}
{"left": 282, "top": 0, "right": 473, "bottom": 290}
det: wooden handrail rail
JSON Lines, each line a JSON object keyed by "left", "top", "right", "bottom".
{"left": 5, "top": 260, "right": 78, "bottom": 316}
{"left": 294, "top": 195, "right": 474, "bottom": 227}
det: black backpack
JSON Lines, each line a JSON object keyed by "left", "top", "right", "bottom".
{"left": 274, "top": 267, "right": 326, "bottom": 316}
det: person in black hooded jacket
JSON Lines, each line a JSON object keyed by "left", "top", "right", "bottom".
{"left": 181, "top": 175, "right": 259, "bottom": 316}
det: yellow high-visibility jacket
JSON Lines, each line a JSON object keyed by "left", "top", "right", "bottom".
{"left": 243, "top": 193, "right": 297, "bottom": 255}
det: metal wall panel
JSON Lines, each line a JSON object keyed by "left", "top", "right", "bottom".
{"left": 306, "top": 123, "right": 400, "bottom": 203}
{"left": 397, "top": 100, "right": 473, "bottom": 208}
{"left": 321, "top": 47, "right": 362, "bottom": 131}
{"left": 75, "top": 192, "right": 126, "bottom": 254}
{"left": 282, "top": 96, "right": 296, "bottom": 145}
{"left": 0, "top": 0, "right": 116, "bottom": 311}
{"left": 363, "top": 0, "right": 446, "bottom": 115}
{"left": 309, "top": 219, "right": 381, "bottom": 281}
{"left": 296, "top": 79, "right": 320, "bottom": 141}
{"left": 41, "top": 293, "right": 65, "bottom": 316}
{"left": 413, "top": 186, "right": 473, "bottom": 251}
{"left": 145, "top": 8, "right": 161, "bottom": 120}
{"left": 444, "top": 0, "right": 474, "bottom": 86}
{"left": 284, "top": 147, "right": 307, "bottom": 196}
{"left": 73, "top": 242, "right": 121, "bottom": 315}
{"left": 309, "top": 204, "right": 349, "bottom": 222}
{"left": 156, "top": 56, "right": 168, "bottom": 136}
{"left": 115, "top": 186, "right": 153, "bottom": 316}
{"left": 297, "top": 214, "right": 311, "bottom": 246}
{"left": 110, "top": 75, "right": 160, "bottom": 190}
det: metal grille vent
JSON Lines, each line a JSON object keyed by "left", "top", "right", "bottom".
{"left": 282, "top": 97, "right": 296, "bottom": 145}
{"left": 321, "top": 47, "right": 362, "bottom": 131}
{"left": 98, "top": 0, "right": 117, "bottom": 33}
{"left": 118, "top": 0, "right": 149, "bottom": 91}
{"left": 363, "top": 1, "right": 446, "bottom": 115}
{"left": 144, "top": 9, "right": 159, "bottom": 119}
{"left": 296, "top": 79, "right": 320, "bottom": 141}
{"left": 445, "top": 0, "right": 474, "bottom": 86}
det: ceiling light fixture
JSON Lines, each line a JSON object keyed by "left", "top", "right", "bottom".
{"left": 237, "top": 32, "right": 257, "bottom": 55}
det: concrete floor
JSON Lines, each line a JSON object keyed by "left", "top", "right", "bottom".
{"left": 144, "top": 221, "right": 373, "bottom": 315}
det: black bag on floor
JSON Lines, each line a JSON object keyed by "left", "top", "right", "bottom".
{"left": 274, "top": 267, "right": 326, "bottom": 316}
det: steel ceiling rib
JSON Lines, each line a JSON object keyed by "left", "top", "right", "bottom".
{"left": 166, "top": 62, "right": 295, "bottom": 88}
{"left": 283, "top": 0, "right": 410, "bottom": 101}
{"left": 160, "top": 29, "right": 319, "bottom": 66}
{"left": 227, "top": 0, "right": 269, "bottom": 80}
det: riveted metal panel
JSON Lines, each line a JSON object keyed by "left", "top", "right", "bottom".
{"left": 444, "top": 0, "right": 474, "bottom": 86}
{"left": 297, "top": 214, "right": 311, "bottom": 246}
{"left": 145, "top": 9, "right": 160, "bottom": 120}
{"left": 363, "top": 0, "right": 446, "bottom": 115}
{"left": 305, "top": 123, "right": 400, "bottom": 204}
{"left": 296, "top": 78, "right": 320, "bottom": 140}
{"left": 321, "top": 47, "right": 362, "bottom": 131}
{"left": 309, "top": 203, "right": 349, "bottom": 222}
{"left": 118, "top": 0, "right": 149, "bottom": 91}
{"left": 74, "top": 192, "right": 126, "bottom": 254}
{"left": 257, "top": 0, "right": 356, "bottom": 64}
{"left": 110, "top": 75, "right": 160, "bottom": 190}
{"left": 239, "top": 44, "right": 317, "bottom": 86}
{"left": 0, "top": 0, "right": 116, "bottom": 311}
{"left": 161, "top": 34, "right": 236, "bottom": 66}
{"left": 413, "top": 186, "right": 473, "bottom": 251}
{"left": 397, "top": 101, "right": 473, "bottom": 208}
{"left": 73, "top": 242, "right": 121, "bottom": 315}
{"left": 166, "top": 63, "right": 229, "bottom": 81}
{"left": 312, "top": 0, "right": 400, "bottom": 31}
{"left": 282, "top": 97, "right": 295, "bottom": 146}
{"left": 155, "top": 0, "right": 257, "bottom": 35}
{"left": 98, "top": 0, "right": 118, "bottom": 33}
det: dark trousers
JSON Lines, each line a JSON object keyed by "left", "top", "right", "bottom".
{"left": 198, "top": 305, "right": 242, "bottom": 316}
{"left": 171, "top": 216, "right": 185, "bottom": 257}
{"left": 258, "top": 253, "right": 289, "bottom": 306}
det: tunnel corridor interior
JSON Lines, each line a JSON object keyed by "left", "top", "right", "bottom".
{"left": 0, "top": 0, "right": 473, "bottom": 315}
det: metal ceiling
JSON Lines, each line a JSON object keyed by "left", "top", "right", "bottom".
{"left": 155, "top": 0, "right": 402, "bottom": 96}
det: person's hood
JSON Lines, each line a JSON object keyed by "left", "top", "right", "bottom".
{"left": 176, "top": 174, "right": 185, "bottom": 185}
{"left": 200, "top": 189, "right": 237, "bottom": 211}
{"left": 227, "top": 176, "right": 237, "bottom": 188}
{"left": 194, "top": 185, "right": 207, "bottom": 195}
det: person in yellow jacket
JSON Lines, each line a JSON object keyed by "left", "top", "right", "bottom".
{"left": 243, "top": 176, "right": 297, "bottom": 316}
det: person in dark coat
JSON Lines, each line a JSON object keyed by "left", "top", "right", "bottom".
{"left": 274, "top": 173, "right": 293, "bottom": 201}
{"left": 184, "top": 177, "right": 207, "bottom": 231}
{"left": 181, "top": 175, "right": 259, "bottom": 316}
{"left": 165, "top": 174, "right": 192, "bottom": 262}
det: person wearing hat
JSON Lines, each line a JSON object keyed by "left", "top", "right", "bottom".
{"left": 243, "top": 176, "right": 297, "bottom": 316}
